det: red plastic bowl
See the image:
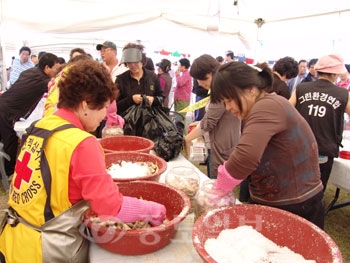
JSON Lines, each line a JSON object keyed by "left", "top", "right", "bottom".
{"left": 192, "top": 205, "right": 342, "bottom": 263}
{"left": 99, "top": 135, "right": 154, "bottom": 154}
{"left": 83, "top": 181, "right": 190, "bottom": 255}
{"left": 105, "top": 151, "right": 167, "bottom": 182}
{"left": 339, "top": 150, "right": 350, "bottom": 159}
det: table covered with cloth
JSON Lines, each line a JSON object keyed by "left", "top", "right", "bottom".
{"left": 325, "top": 157, "right": 350, "bottom": 214}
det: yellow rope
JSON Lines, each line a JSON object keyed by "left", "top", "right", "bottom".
{"left": 178, "top": 96, "right": 210, "bottom": 113}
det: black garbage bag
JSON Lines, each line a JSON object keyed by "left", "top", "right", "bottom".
{"left": 123, "top": 97, "right": 183, "bottom": 161}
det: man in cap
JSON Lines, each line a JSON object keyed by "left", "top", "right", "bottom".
{"left": 96, "top": 41, "right": 127, "bottom": 137}
{"left": 290, "top": 54, "right": 350, "bottom": 191}
{"left": 96, "top": 41, "right": 127, "bottom": 81}
{"left": 225, "top": 50, "right": 234, "bottom": 63}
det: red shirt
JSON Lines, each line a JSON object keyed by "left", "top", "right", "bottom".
{"left": 55, "top": 108, "right": 123, "bottom": 217}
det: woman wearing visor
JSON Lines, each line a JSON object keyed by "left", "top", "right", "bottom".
{"left": 116, "top": 43, "right": 163, "bottom": 116}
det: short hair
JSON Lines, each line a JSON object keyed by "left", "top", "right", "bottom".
{"left": 145, "top": 57, "right": 155, "bottom": 71}
{"left": 225, "top": 50, "right": 234, "bottom": 59}
{"left": 69, "top": 48, "right": 87, "bottom": 59}
{"left": 38, "top": 51, "right": 47, "bottom": 60}
{"left": 190, "top": 54, "right": 220, "bottom": 80}
{"left": 58, "top": 57, "right": 66, "bottom": 64}
{"left": 216, "top": 56, "right": 224, "bottom": 63}
{"left": 69, "top": 54, "right": 93, "bottom": 64}
{"left": 57, "top": 59, "right": 117, "bottom": 110}
{"left": 31, "top": 54, "right": 37, "bottom": 59}
{"left": 38, "top": 53, "right": 59, "bottom": 71}
{"left": 19, "top": 46, "right": 31, "bottom": 55}
{"left": 273, "top": 56, "right": 298, "bottom": 79}
{"left": 298, "top": 59, "right": 307, "bottom": 65}
{"left": 179, "top": 58, "right": 190, "bottom": 69}
{"left": 308, "top": 58, "right": 318, "bottom": 68}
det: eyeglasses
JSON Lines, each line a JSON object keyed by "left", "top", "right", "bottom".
{"left": 100, "top": 48, "right": 112, "bottom": 53}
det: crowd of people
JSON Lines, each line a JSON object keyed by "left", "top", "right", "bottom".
{"left": 0, "top": 42, "right": 350, "bottom": 261}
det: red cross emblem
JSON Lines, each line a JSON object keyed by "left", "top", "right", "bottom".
{"left": 14, "top": 151, "right": 33, "bottom": 189}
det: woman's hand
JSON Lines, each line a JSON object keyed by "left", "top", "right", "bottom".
{"left": 132, "top": 94, "right": 143, "bottom": 104}
{"left": 183, "top": 136, "right": 191, "bottom": 156}
{"left": 145, "top": 96, "right": 154, "bottom": 105}
{"left": 116, "top": 196, "right": 166, "bottom": 226}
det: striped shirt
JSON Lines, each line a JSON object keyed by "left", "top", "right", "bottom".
{"left": 9, "top": 58, "right": 34, "bottom": 85}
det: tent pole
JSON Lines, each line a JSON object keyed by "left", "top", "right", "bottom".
{"left": 0, "top": 0, "right": 9, "bottom": 92}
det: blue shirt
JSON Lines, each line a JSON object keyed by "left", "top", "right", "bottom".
{"left": 9, "top": 58, "right": 34, "bottom": 85}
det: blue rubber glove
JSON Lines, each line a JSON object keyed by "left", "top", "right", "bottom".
{"left": 116, "top": 196, "right": 166, "bottom": 226}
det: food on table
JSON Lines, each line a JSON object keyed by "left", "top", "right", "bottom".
{"left": 165, "top": 166, "right": 200, "bottom": 213}
{"left": 89, "top": 216, "right": 169, "bottom": 230}
{"left": 204, "top": 225, "right": 316, "bottom": 262}
{"left": 166, "top": 175, "right": 199, "bottom": 197}
{"left": 195, "top": 180, "right": 236, "bottom": 220}
{"left": 107, "top": 161, "right": 158, "bottom": 178}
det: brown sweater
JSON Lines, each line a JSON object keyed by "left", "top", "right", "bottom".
{"left": 225, "top": 93, "right": 323, "bottom": 206}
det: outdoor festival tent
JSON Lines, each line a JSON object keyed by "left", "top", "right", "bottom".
{"left": 1, "top": 0, "right": 349, "bottom": 88}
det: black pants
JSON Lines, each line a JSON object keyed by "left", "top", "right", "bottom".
{"left": 250, "top": 191, "right": 325, "bottom": 229}
{"left": 0, "top": 112, "right": 18, "bottom": 176}
{"left": 319, "top": 157, "right": 334, "bottom": 192}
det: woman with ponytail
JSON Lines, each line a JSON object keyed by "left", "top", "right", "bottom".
{"left": 209, "top": 62, "right": 325, "bottom": 229}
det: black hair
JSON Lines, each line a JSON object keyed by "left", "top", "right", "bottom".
{"left": 216, "top": 56, "right": 224, "bottom": 63}
{"left": 38, "top": 51, "right": 47, "bottom": 60}
{"left": 211, "top": 62, "right": 273, "bottom": 113}
{"left": 225, "top": 51, "right": 234, "bottom": 59}
{"left": 19, "top": 46, "right": 31, "bottom": 55}
{"left": 58, "top": 57, "right": 66, "bottom": 64}
{"left": 345, "top": 64, "right": 350, "bottom": 74}
{"left": 158, "top": 59, "right": 171, "bottom": 73}
{"left": 145, "top": 57, "right": 155, "bottom": 71}
{"left": 308, "top": 58, "right": 318, "bottom": 68}
{"left": 38, "top": 53, "right": 59, "bottom": 71}
{"left": 273, "top": 56, "right": 298, "bottom": 79}
{"left": 179, "top": 58, "right": 190, "bottom": 69}
{"left": 190, "top": 54, "right": 220, "bottom": 80}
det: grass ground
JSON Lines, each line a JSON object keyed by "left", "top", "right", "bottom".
{"left": 1, "top": 167, "right": 349, "bottom": 262}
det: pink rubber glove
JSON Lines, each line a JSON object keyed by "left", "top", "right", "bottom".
{"left": 214, "top": 162, "right": 243, "bottom": 193}
{"left": 116, "top": 196, "right": 166, "bottom": 226}
{"left": 106, "top": 101, "right": 125, "bottom": 128}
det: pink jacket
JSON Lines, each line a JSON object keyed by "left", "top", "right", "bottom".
{"left": 174, "top": 69, "right": 192, "bottom": 101}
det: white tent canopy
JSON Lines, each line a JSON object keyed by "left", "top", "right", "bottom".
{"left": 1, "top": 0, "right": 349, "bottom": 69}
